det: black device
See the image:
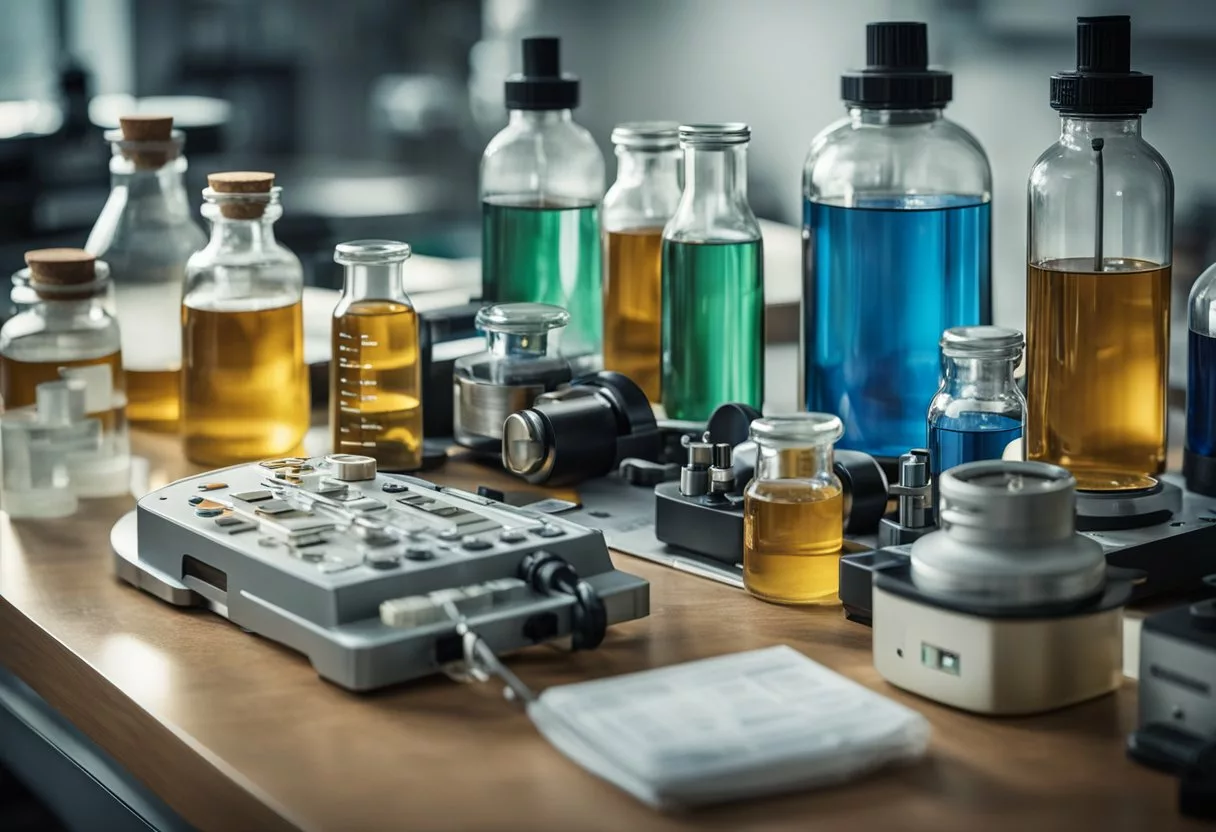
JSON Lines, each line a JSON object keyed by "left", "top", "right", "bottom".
{"left": 418, "top": 302, "right": 485, "bottom": 439}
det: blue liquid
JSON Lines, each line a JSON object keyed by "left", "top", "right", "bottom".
{"left": 929, "top": 412, "right": 1022, "bottom": 478}
{"left": 1188, "top": 329, "right": 1216, "bottom": 456}
{"left": 804, "top": 197, "right": 991, "bottom": 458}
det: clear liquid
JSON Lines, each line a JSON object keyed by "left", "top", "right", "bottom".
{"left": 181, "top": 300, "right": 309, "bottom": 465}
{"left": 331, "top": 300, "right": 423, "bottom": 472}
{"left": 603, "top": 227, "right": 663, "bottom": 401}
{"left": 481, "top": 198, "right": 601, "bottom": 359}
{"left": 661, "top": 239, "right": 764, "bottom": 421}
{"left": 1026, "top": 258, "right": 1169, "bottom": 491}
{"left": 1189, "top": 329, "right": 1216, "bottom": 457}
{"left": 928, "top": 412, "right": 1022, "bottom": 478}
{"left": 804, "top": 197, "right": 990, "bottom": 458}
{"left": 743, "top": 480, "right": 843, "bottom": 605}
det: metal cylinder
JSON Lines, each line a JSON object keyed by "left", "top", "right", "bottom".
{"left": 327, "top": 453, "right": 378, "bottom": 481}
{"left": 896, "top": 449, "right": 930, "bottom": 528}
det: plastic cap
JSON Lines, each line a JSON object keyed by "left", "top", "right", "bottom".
{"left": 1051, "top": 16, "right": 1152, "bottom": 115}
{"left": 505, "top": 37, "right": 579, "bottom": 111}
{"left": 842, "top": 21, "right": 952, "bottom": 109}
{"left": 475, "top": 302, "right": 569, "bottom": 335}
{"left": 940, "top": 326, "right": 1024, "bottom": 360}
{"left": 867, "top": 21, "right": 928, "bottom": 69}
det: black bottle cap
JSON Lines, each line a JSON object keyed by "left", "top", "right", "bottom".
{"left": 841, "top": 22, "right": 952, "bottom": 110}
{"left": 1050, "top": 16, "right": 1152, "bottom": 116}
{"left": 504, "top": 37, "right": 580, "bottom": 111}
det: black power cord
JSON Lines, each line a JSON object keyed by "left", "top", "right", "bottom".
{"left": 518, "top": 551, "right": 607, "bottom": 650}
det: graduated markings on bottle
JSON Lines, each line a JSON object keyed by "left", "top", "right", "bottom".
{"left": 336, "top": 329, "right": 387, "bottom": 444}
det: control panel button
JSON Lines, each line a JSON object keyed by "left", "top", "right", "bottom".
{"left": 222, "top": 522, "right": 258, "bottom": 535}
{"left": 534, "top": 524, "right": 565, "bottom": 538}
{"left": 366, "top": 553, "right": 400, "bottom": 570}
{"left": 195, "top": 507, "right": 224, "bottom": 518}
{"left": 405, "top": 545, "right": 435, "bottom": 561}
{"left": 299, "top": 549, "right": 326, "bottom": 563}
{"left": 382, "top": 481, "right": 408, "bottom": 493}
{"left": 215, "top": 516, "right": 246, "bottom": 527}
{"left": 256, "top": 499, "right": 296, "bottom": 515}
{"left": 348, "top": 499, "right": 388, "bottom": 512}
{"left": 188, "top": 495, "right": 205, "bottom": 506}
{"left": 197, "top": 482, "right": 228, "bottom": 491}
{"left": 461, "top": 537, "right": 493, "bottom": 551}
{"left": 231, "top": 489, "right": 273, "bottom": 503}
{"left": 428, "top": 505, "right": 462, "bottom": 518}
{"left": 327, "top": 454, "right": 378, "bottom": 482}
{"left": 498, "top": 529, "right": 527, "bottom": 544}
{"left": 437, "top": 529, "right": 462, "bottom": 542}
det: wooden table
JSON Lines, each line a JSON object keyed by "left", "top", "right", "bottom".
{"left": 0, "top": 428, "right": 1200, "bottom": 831}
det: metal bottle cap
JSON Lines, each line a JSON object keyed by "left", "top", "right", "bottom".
{"left": 327, "top": 454, "right": 378, "bottom": 481}
{"left": 502, "top": 411, "right": 548, "bottom": 476}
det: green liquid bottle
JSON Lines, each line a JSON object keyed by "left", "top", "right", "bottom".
{"left": 661, "top": 124, "right": 765, "bottom": 421}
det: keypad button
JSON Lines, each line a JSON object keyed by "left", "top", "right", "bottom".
{"left": 461, "top": 537, "right": 493, "bottom": 551}
{"left": 232, "top": 489, "right": 273, "bottom": 503}
{"left": 195, "top": 507, "right": 224, "bottom": 518}
{"left": 382, "top": 481, "right": 409, "bottom": 493}
{"left": 405, "top": 545, "right": 435, "bottom": 561}
{"left": 534, "top": 524, "right": 565, "bottom": 538}
{"left": 256, "top": 499, "right": 296, "bottom": 515}
{"left": 499, "top": 529, "right": 527, "bottom": 544}
{"left": 188, "top": 495, "right": 205, "bottom": 506}
{"left": 215, "top": 515, "right": 246, "bottom": 527}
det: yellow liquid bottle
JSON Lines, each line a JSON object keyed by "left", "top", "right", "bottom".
{"left": 1, "top": 352, "right": 126, "bottom": 432}
{"left": 603, "top": 227, "right": 664, "bottom": 401}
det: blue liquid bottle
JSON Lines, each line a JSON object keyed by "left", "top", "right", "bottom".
{"left": 803, "top": 22, "right": 991, "bottom": 459}
{"left": 1186, "top": 263, "right": 1216, "bottom": 496}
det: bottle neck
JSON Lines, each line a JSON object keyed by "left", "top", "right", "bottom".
{"left": 509, "top": 109, "right": 574, "bottom": 128}
{"left": 206, "top": 213, "right": 280, "bottom": 252}
{"left": 849, "top": 107, "right": 944, "bottom": 127}
{"left": 615, "top": 146, "right": 681, "bottom": 188}
{"left": 942, "top": 356, "right": 1018, "bottom": 397}
{"left": 341, "top": 262, "right": 409, "bottom": 303}
{"left": 755, "top": 442, "right": 834, "bottom": 481}
{"left": 110, "top": 157, "right": 192, "bottom": 211}
{"left": 37, "top": 296, "right": 107, "bottom": 323}
{"left": 683, "top": 144, "right": 748, "bottom": 202}
{"left": 1060, "top": 115, "right": 1142, "bottom": 142}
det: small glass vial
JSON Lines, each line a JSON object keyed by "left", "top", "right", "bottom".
{"left": 331, "top": 240, "right": 423, "bottom": 472}
{"left": 743, "top": 413, "right": 844, "bottom": 605}
{"left": 453, "top": 303, "right": 572, "bottom": 454}
{"left": 1186, "top": 262, "right": 1216, "bottom": 496}
{"left": 662, "top": 124, "right": 764, "bottom": 422}
{"left": 927, "top": 326, "right": 1026, "bottom": 487}
{"left": 85, "top": 115, "right": 207, "bottom": 428}
{"left": 182, "top": 172, "right": 308, "bottom": 466}
{"left": 601, "top": 122, "right": 682, "bottom": 402}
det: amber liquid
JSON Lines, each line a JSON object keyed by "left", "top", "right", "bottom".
{"left": 1026, "top": 258, "right": 1169, "bottom": 491}
{"left": 743, "top": 481, "right": 844, "bottom": 605}
{"left": 182, "top": 301, "right": 309, "bottom": 465}
{"left": 125, "top": 369, "right": 180, "bottom": 428}
{"left": 603, "top": 228, "right": 664, "bottom": 401}
{"left": 0, "top": 351, "right": 126, "bottom": 431}
{"left": 331, "top": 301, "right": 423, "bottom": 471}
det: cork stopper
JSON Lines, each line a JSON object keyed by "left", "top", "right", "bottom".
{"left": 24, "top": 248, "right": 97, "bottom": 300}
{"left": 208, "top": 171, "right": 275, "bottom": 220}
{"left": 119, "top": 114, "right": 174, "bottom": 169}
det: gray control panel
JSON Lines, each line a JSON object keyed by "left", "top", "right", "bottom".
{"left": 111, "top": 454, "right": 650, "bottom": 690}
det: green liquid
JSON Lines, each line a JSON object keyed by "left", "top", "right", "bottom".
{"left": 481, "top": 198, "right": 602, "bottom": 357}
{"left": 661, "top": 239, "right": 764, "bottom": 420}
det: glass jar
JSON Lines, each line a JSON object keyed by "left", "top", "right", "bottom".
{"left": 803, "top": 21, "right": 991, "bottom": 460}
{"left": 1186, "top": 262, "right": 1216, "bottom": 496}
{"left": 85, "top": 115, "right": 207, "bottom": 428}
{"left": 453, "top": 302, "right": 572, "bottom": 454}
{"left": 480, "top": 37, "right": 604, "bottom": 363}
{"left": 182, "top": 172, "right": 308, "bottom": 466}
{"left": 1026, "top": 16, "right": 1171, "bottom": 492}
{"left": 601, "top": 122, "right": 682, "bottom": 402}
{"left": 661, "top": 124, "right": 764, "bottom": 422}
{"left": 743, "top": 413, "right": 844, "bottom": 605}
{"left": 331, "top": 240, "right": 423, "bottom": 472}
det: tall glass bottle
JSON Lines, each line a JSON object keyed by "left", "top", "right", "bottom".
{"left": 803, "top": 22, "right": 991, "bottom": 459}
{"left": 661, "top": 124, "right": 764, "bottom": 422}
{"left": 85, "top": 115, "right": 207, "bottom": 429}
{"left": 182, "top": 172, "right": 309, "bottom": 465}
{"left": 1026, "top": 16, "right": 1170, "bottom": 492}
{"left": 601, "top": 122, "right": 682, "bottom": 402}
{"left": 331, "top": 240, "right": 422, "bottom": 472}
{"left": 480, "top": 37, "right": 604, "bottom": 363}
{"left": 1187, "top": 263, "right": 1216, "bottom": 496}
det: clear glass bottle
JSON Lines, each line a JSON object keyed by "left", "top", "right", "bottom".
{"left": 804, "top": 22, "right": 991, "bottom": 460}
{"left": 480, "top": 37, "right": 605, "bottom": 363}
{"left": 331, "top": 240, "right": 423, "bottom": 472}
{"left": 85, "top": 115, "right": 207, "bottom": 429}
{"left": 601, "top": 122, "right": 682, "bottom": 403}
{"left": 1186, "top": 262, "right": 1216, "bottom": 496}
{"left": 1026, "top": 16, "right": 1171, "bottom": 492}
{"left": 182, "top": 172, "right": 309, "bottom": 466}
{"left": 453, "top": 303, "right": 572, "bottom": 454}
{"left": 662, "top": 124, "right": 764, "bottom": 422}
{"left": 743, "top": 413, "right": 844, "bottom": 605}
{"left": 927, "top": 326, "right": 1026, "bottom": 488}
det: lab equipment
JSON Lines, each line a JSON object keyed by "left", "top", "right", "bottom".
{"left": 418, "top": 302, "right": 484, "bottom": 439}
{"left": 331, "top": 240, "right": 422, "bottom": 472}
{"left": 661, "top": 124, "right": 764, "bottom": 421}
{"left": 803, "top": 21, "right": 991, "bottom": 459}
{"left": 877, "top": 449, "right": 936, "bottom": 547}
{"left": 1187, "top": 263, "right": 1216, "bottom": 496}
{"left": 182, "top": 172, "right": 309, "bottom": 466}
{"left": 602, "top": 122, "right": 682, "bottom": 401}
{"left": 85, "top": 115, "right": 207, "bottom": 428}
{"left": 1026, "top": 15, "right": 1171, "bottom": 492}
{"left": 481, "top": 37, "right": 604, "bottom": 363}
{"left": 502, "top": 371, "right": 659, "bottom": 486}
{"left": 743, "top": 414, "right": 844, "bottom": 605}
{"left": 453, "top": 303, "right": 573, "bottom": 455}
{"left": 109, "top": 454, "right": 649, "bottom": 690}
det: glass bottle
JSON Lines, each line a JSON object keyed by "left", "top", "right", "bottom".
{"left": 1186, "top": 262, "right": 1216, "bottom": 496}
{"left": 182, "top": 172, "right": 309, "bottom": 466}
{"left": 1026, "top": 15, "right": 1170, "bottom": 492}
{"left": 453, "top": 303, "right": 572, "bottom": 455}
{"left": 661, "top": 124, "right": 764, "bottom": 422}
{"left": 927, "top": 326, "right": 1026, "bottom": 488}
{"left": 331, "top": 240, "right": 423, "bottom": 472}
{"left": 601, "top": 122, "right": 682, "bottom": 402}
{"left": 85, "top": 115, "right": 207, "bottom": 429}
{"left": 480, "top": 37, "right": 605, "bottom": 363}
{"left": 803, "top": 21, "right": 991, "bottom": 459}
{"left": 743, "top": 413, "right": 844, "bottom": 605}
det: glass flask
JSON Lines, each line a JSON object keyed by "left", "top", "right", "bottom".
{"left": 743, "top": 413, "right": 845, "bottom": 605}
{"left": 927, "top": 326, "right": 1026, "bottom": 489}
{"left": 85, "top": 115, "right": 207, "bottom": 429}
{"left": 601, "top": 122, "right": 682, "bottom": 402}
{"left": 182, "top": 172, "right": 309, "bottom": 466}
{"left": 0, "top": 248, "right": 130, "bottom": 497}
{"left": 331, "top": 240, "right": 423, "bottom": 472}
{"left": 1186, "top": 262, "right": 1216, "bottom": 496}
{"left": 661, "top": 124, "right": 764, "bottom": 422}
{"left": 453, "top": 303, "right": 572, "bottom": 454}
{"left": 803, "top": 21, "right": 991, "bottom": 459}
{"left": 1026, "top": 15, "right": 1171, "bottom": 492}
{"left": 480, "top": 37, "right": 605, "bottom": 363}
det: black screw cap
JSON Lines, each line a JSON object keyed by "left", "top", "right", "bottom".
{"left": 504, "top": 37, "right": 580, "bottom": 111}
{"left": 1050, "top": 16, "right": 1152, "bottom": 116}
{"left": 841, "top": 22, "right": 952, "bottom": 110}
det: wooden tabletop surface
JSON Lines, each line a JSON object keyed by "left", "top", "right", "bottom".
{"left": 0, "top": 428, "right": 1201, "bottom": 832}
